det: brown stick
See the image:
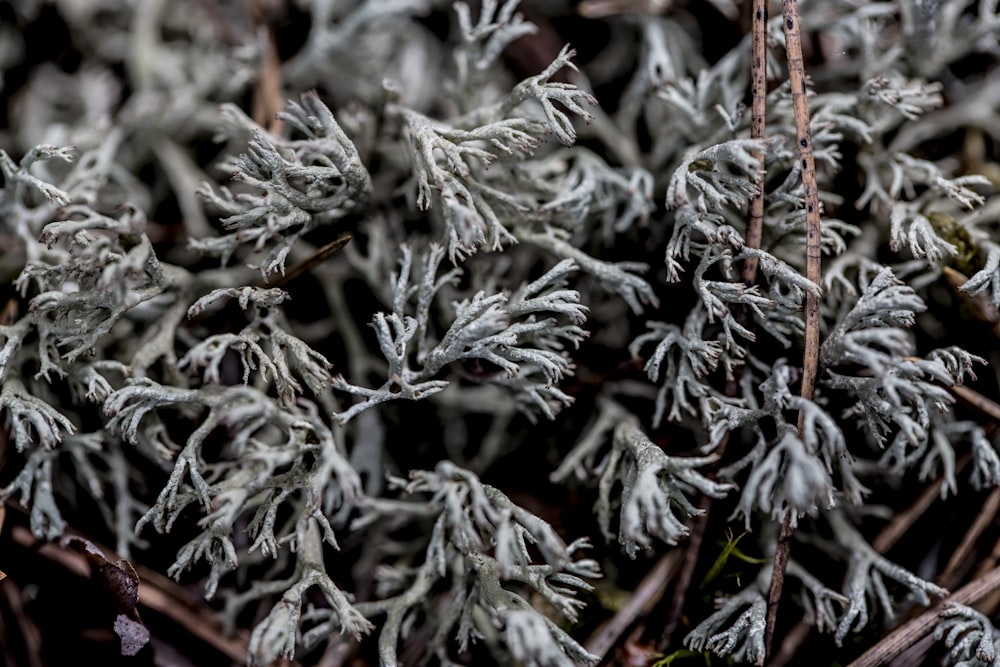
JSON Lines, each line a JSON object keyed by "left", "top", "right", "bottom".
{"left": 662, "top": 0, "right": 770, "bottom": 622}
{"left": 768, "top": 610, "right": 814, "bottom": 667}
{"left": 958, "top": 436, "right": 1000, "bottom": 615}
{"left": 766, "top": 0, "right": 824, "bottom": 659}
{"left": 659, "top": 492, "right": 713, "bottom": 644}
{"left": 774, "top": 455, "right": 972, "bottom": 665}
{"left": 316, "top": 637, "right": 359, "bottom": 667}
{"left": 249, "top": 0, "right": 287, "bottom": 135}
{"left": 742, "top": 0, "right": 768, "bottom": 288}
{"left": 782, "top": 5, "right": 823, "bottom": 408}
{"left": 264, "top": 235, "right": 352, "bottom": 289}
{"left": 872, "top": 455, "right": 971, "bottom": 554}
{"left": 661, "top": 0, "right": 771, "bottom": 647}
{"left": 951, "top": 384, "right": 1000, "bottom": 422}
{"left": 848, "top": 564, "right": 1000, "bottom": 667}
{"left": 583, "top": 550, "right": 681, "bottom": 660}
{"left": 938, "top": 487, "right": 1000, "bottom": 590}
{"left": 942, "top": 266, "right": 1000, "bottom": 338}
{"left": 10, "top": 525, "right": 250, "bottom": 664}
{"left": 972, "top": 535, "right": 1000, "bottom": 615}
{"left": 764, "top": 512, "right": 794, "bottom": 658}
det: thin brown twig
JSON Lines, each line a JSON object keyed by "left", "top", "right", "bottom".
{"left": 938, "top": 487, "right": 1000, "bottom": 590}
{"left": 766, "top": 0, "right": 824, "bottom": 659}
{"left": 742, "top": 0, "right": 768, "bottom": 288}
{"left": 773, "top": 455, "right": 971, "bottom": 666}
{"left": 954, "top": 433, "right": 1000, "bottom": 616}
{"left": 864, "top": 391, "right": 1000, "bottom": 626}
{"left": 583, "top": 550, "right": 682, "bottom": 660}
{"left": 764, "top": 513, "right": 794, "bottom": 658}
{"left": 655, "top": 377, "right": 747, "bottom": 648}
{"left": 264, "top": 234, "right": 352, "bottom": 289}
{"left": 768, "top": 611, "right": 813, "bottom": 667}
{"left": 658, "top": 491, "right": 714, "bottom": 646}
{"left": 943, "top": 266, "right": 1000, "bottom": 338}
{"left": 657, "top": 381, "right": 744, "bottom": 648}
{"left": 773, "top": 271, "right": 999, "bottom": 664}
{"left": 872, "top": 454, "right": 971, "bottom": 554}
{"left": 876, "top": 484, "right": 1000, "bottom": 666}
{"left": 316, "top": 637, "right": 359, "bottom": 667}
{"left": 781, "top": 4, "right": 823, "bottom": 426}
{"left": 884, "top": 634, "right": 935, "bottom": 667}
{"left": 972, "top": 534, "right": 1000, "bottom": 615}
{"left": 951, "top": 384, "right": 1000, "bottom": 422}
{"left": 249, "top": 0, "right": 286, "bottom": 135}
{"left": 848, "top": 564, "right": 1000, "bottom": 667}
{"left": 657, "top": 0, "right": 771, "bottom": 647}
{"left": 1, "top": 579, "right": 44, "bottom": 667}
{"left": 10, "top": 524, "right": 250, "bottom": 664}
{"left": 138, "top": 581, "right": 251, "bottom": 664}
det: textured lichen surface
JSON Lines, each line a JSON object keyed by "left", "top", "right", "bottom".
{"left": 1, "top": 1, "right": 1000, "bottom": 665}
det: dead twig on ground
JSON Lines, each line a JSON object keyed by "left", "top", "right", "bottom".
{"left": 849, "top": 565, "right": 1000, "bottom": 667}
{"left": 584, "top": 551, "right": 682, "bottom": 661}
{"left": 9, "top": 524, "right": 250, "bottom": 664}
{"left": 766, "top": 0, "right": 824, "bottom": 659}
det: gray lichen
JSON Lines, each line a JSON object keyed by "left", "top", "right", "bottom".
{"left": 2, "top": 0, "right": 999, "bottom": 665}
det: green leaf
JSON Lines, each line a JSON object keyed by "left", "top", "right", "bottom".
{"left": 700, "top": 529, "right": 766, "bottom": 589}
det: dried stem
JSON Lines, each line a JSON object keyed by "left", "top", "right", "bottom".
{"left": 766, "top": 0, "right": 824, "bottom": 658}
{"left": 264, "top": 234, "right": 352, "bottom": 289}
{"left": 765, "top": 513, "right": 795, "bottom": 658}
{"left": 742, "top": 0, "right": 768, "bottom": 287}
{"left": 937, "top": 487, "right": 1000, "bottom": 589}
{"left": 583, "top": 551, "right": 681, "bottom": 660}
{"left": 658, "top": 492, "right": 713, "bottom": 647}
{"left": 661, "top": 0, "right": 770, "bottom": 646}
{"left": 774, "top": 456, "right": 972, "bottom": 666}
{"left": 972, "top": 534, "right": 1000, "bottom": 615}
{"left": 10, "top": 524, "right": 250, "bottom": 663}
{"left": 769, "top": 613, "right": 813, "bottom": 667}
{"left": 943, "top": 267, "right": 1000, "bottom": 338}
{"left": 951, "top": 384, "right": 1000, "bottom": 422}
{"left": 847, "top": 565, "right": 1000, "bottom": 667}
{"left": 872, "top": 455, "right": 971, "bottom": 553}
{"left": 783, "top": 4, "right": 823, "bottom": 408}
{"left": 250, "top": 0, "right": 287, "bottom": 135}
